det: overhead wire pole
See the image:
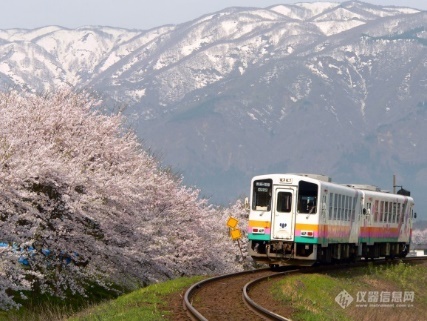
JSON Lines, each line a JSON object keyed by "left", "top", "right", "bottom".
{"left": 393, "top": 174, "right": 396, "bottom": 194}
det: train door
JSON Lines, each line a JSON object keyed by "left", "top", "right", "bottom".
{"left": 271, "top": 187, "right": 296, "bottom": 240}
{"left": 360, "top": 194, "right": 372, "bottom": 245}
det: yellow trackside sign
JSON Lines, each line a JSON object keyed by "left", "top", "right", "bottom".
{"left": 227, "top": 217, "right": 238, "bottom": 229}
{"left": 230, "top": 228, "right": 242, "bottom": 240}
{"left": 227, "top": 217, "right": 241, "bottom": 240}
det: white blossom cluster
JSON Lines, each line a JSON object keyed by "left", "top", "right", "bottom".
{"left": 412, "top": 228, "right": 427, "bottom": 247}
{"left": 0, "top": 90, "right": 247, "bottom": 309}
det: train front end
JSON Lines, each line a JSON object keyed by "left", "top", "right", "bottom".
{"left": 247, "top": 174, "right": 320, "bottom": 266}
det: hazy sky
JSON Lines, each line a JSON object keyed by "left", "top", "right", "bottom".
{"left": 1, "top": 0, "right": 426, "bottom": 30}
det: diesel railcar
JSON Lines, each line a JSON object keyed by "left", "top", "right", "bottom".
{"left": 247, "top": 173, "right": 416, "bottom": 266}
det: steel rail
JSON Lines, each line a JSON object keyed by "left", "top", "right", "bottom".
{"left": 242, "top": 270, "right": 298, "bottom": 321}
{"left": 183, "top": 268, "right": 272, "bottom": 321}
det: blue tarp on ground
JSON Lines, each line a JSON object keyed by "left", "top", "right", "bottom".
{"left": 0, "top": 242, "right": 52, "bottom": 266}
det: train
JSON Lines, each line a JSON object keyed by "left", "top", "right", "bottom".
{"left": 247, "top": 173, "right": 416, "bottom": 267}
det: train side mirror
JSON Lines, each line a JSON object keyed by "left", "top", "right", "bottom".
{"left": 363, "top": 208, "right": 366, "bottom": 215}
{"left": 244, "top": 197, "right": 250, "bottom": 210}
{"left": 414, "top": 212, "right": 417, "bottom": 219}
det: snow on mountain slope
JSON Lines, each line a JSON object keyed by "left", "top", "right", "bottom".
{"left": 0, "top": 1, "right": 426, "bottom": 214}
{"left": 0, "top": 1, "right": 420, "bottom": 97}
{"left": 270, "top": 2, "right": 340, "bottom": 20}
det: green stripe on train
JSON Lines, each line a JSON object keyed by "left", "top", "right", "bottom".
{"left": 294, "top": 236, "right": 319, "bottom": 244}
{"left": 358, "top": 237, "right": 399, "bottom": 243}
{"left": 248, "top": 234, "right": 270, "bottom": 241}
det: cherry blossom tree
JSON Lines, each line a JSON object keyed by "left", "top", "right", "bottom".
{"left": 412, "top": 228, "right": 427, "bottom": 247}
{"left": 0, "top": 90, "right": 247, "bottom": 309}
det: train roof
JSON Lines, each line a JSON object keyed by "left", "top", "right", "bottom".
{"left": 252, "top": 173, "right": 413, "bottom": 199}
{"left": 343, "top": 184, "right": 381, "bottom": 192}
{"left": 291, "top": 173, "right": 332, "bottom": 182}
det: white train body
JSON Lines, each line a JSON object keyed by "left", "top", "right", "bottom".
{"left": 247, "top": 174, "right": 415, "bottom": 266}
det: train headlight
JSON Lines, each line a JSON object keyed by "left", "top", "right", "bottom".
{"left": 301, "top": 230, "right": 314, "bottom": 237}
{"left": 252, "top": 228, "right": 265, "bottom": 234}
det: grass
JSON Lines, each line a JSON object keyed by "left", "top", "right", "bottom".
{"left": 270, "top": 261, "right": 427, "bottom": 321}
{"left": 3, "top": 262, "right": 426, "bottom": 321}
{"left": 68, "top": 276, "right": 204, "bottom": 321}
{"left": 0, "top": 281, "right": 118, "bottom": 321}
{"left": 0, "top": 276, "right": 204, "bottom": 321}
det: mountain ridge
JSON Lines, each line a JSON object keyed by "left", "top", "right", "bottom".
{"left": 0, "top": 1, "right": 426, "bottom": 217}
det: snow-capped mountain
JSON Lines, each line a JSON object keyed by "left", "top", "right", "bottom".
{"left": 1, "top": 1, "right": 426, "bottom": 215}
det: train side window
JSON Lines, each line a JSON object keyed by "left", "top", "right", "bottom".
{"left": 385, "top": 202, "right": 391, "bottom": 223}
{"left": 344, "top": 195, "right": 348, "bottom": 221}
{"left": 366, "top": 202, "right": 371, "bottom": 221}
{"left": 384, "top": 202, "right": 388, "bottom": 222}
{"left": 344, "top": 196, "right": 347, "bottom": 221}
{"left": 332, "top": 194, "right": 338, "bottom": 220}
{"left": 329, "top": 193, "right": 334, "bottom": 220}
{"left": 374, "top": 200, "right": 379, "bottom": 222}
{"left": 342, "top": 194, "right": 345, "bottom": 220}
{"left": 336, "top": 194, "right": 341, "bottom": 220}
{"left": 345, "top": 196, "right": 349, "bottom": 221}
{"left": 380, "top": 201, "right": 384, "bottom": 222}
{"left": 334, "top": 194, "right": 338, "bottom": 220}
{"left": 392, "top": 203, "right": 397, "bottom": 223}
{"left": 386, "top": 202, "right": 391, "bottom": 222}
{"left": 341, "top": 194, "right": 345, "bottom": 220}
{"left": 297, "top": 181, "right": 318, "bottom": 214}
{"left": 402, "top": 202, "right": 408, "bottom": 222}
{"left": 397, "top": 203, "right": 401, "bottom": 223}
{"left": 337, "top": 194, "right": 341, "bottom": 220}
{"left": 352, "top": 196, "right": 356, "bottom": 222}
{"left": 381, "top": 201, "right": 387, "bottom": 222}
{"left": 342, "top": 194, "right": 346, "bottom": 220}
{"left": 341, "top": 195, "right": 345, "bottom": 221}
{"left": 348, "top": 196, "right": 352, "bottom": 221}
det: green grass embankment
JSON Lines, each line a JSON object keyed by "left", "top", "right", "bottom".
{"left": 2, "top": 261, "right": 426, "bottom": 321}
{"left": 270, "top": 261, "right": 427, "bottom": 321}
{"left": 0, "top": 276, "right": 204, "bottom": 321}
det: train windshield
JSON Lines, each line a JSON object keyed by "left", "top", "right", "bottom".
{"left": 252, "top": 179, "right": 272, "bottom": 211}
{"left": 297, "top": 180, "right": 318, "bottom": 214}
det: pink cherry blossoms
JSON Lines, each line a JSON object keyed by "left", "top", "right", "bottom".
{"left": 0, "top": 90, "right": 248, "bottom": 309}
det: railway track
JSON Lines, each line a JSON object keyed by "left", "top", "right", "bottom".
{"left": 184, "top": 268, "right": 292, "bottom": 321}
{"left": 183, "top": 256, "right": 427, "bottom": 321}
{"left": 242, "top": 270, "right": 296, "bottom": 321}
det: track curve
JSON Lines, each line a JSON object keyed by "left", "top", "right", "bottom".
{"left": 242, "top": 270, "right": 298, "bottom": 321}
{"left": 183, "top": 257, "right": 427, "bottom": 321}
{"left": 184, "top": 268, "right": 281, "bottom": 321}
